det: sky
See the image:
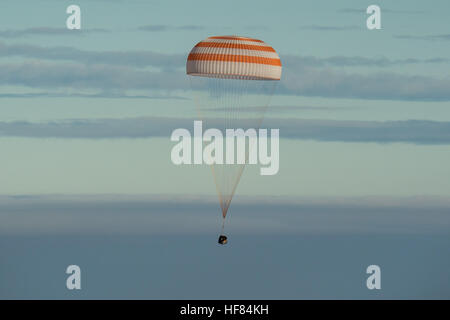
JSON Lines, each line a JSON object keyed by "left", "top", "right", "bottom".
{"left": 0, "top": 0, "right": 449, "bottom": 299}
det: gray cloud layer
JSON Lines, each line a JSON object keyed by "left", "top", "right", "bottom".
{"left": 138, "top": 25, "right": 204, "bottom": 32}
{"left": 1, "top": 42, "right": 450, "bottom": 101}
{"left": 1, "top": 117, "right": 450, "bottom": 144}
{"left": 299, "top": 25, "right": 359, "bottom": 31}
{"left": 0, "top": 194, "right": 448, "bottom": 235}
{"left": 0, "top": 92, "right": 187, "bottom": 99}
{"left": 279, "top": 67, "right": 450, "bottom": 101}
{"left": 282, "top": 54, "right": 450, "bottom": 68}
{"left": 3, "top": 42, "right": 447, "bottom": 69}
{"left": 0, "top": 27, "right": 109, "bottom": 38}
{"left": 339, "top": 8, "right": 424, "bottom": 14}
{"left": 0, "top": 42, "right": 184, "bottom": 68}
{"left": 395, "top": 34, "right": 450, "bottom": 41}
{"left": 0, "top": 62, "right": 187, "bottom": 90}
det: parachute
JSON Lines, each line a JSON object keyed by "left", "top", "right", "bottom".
{"left": 186, "top": 36, "right": 282, "bottom": 243}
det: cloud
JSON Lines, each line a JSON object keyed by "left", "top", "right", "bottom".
{"left": 0, "top": 40, "right": 446, "bottom": 69}
{"left": 0, "top": 62, "right": 188, "bottom": 91}
{"left": 1, "top": 59, "right": 450, "bottom": 101}
{"left": 138, "top": 25, "right": 169, "bottom": 32}
{"left": 1, "top": 42, "right": 450, "bottom": 101}
{"left": 138, "top": 25, "right": 205, "bottom": 32}
{"left": 281, "top": 54, "right": 450, "bottom": 68}
{"left": 202, "top": 105, "right": 354, "bottom": 113}
{"left": 395, "top": 34, "right": 450, "bottom": 41}
{"left": 4, "top": 42, "right": 449, "bottom": 71}
{"left": 269, "top": 118, "right": 450, "bottom": 144}
{"left": 279, "top": 62, "right": 450, "bottom": 101}
{"left": 0, "top": 42, "right": 185, "bottom": 68}
{"left": 0, "top": 27, "right": 109, "bottom": 38}
{"left": 0, "top": 117, "right": 179, "bottom": 139}
{"left": 339, "top": 8, "right": 424, "bottom": 14}
{"left": 0, "top": 194, "right": 448, "bottom": 235}
{"left": 1, "top": 116, "right": 450, "bottom": 145}
{"left": 0, "top": 92, "right": 187, "bottom": 99}
{"left": 245, "top": 25, "right": 270, "bottom": 31}
{"left": 299, "top": 25, "right": 359, "bottom": 31}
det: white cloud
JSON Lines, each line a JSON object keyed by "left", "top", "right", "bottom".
{"left": 0, "top": 117, "right": 449, "bottom": 144}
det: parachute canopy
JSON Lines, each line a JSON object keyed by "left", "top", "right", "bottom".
{"left": 186, "top": 35, "right": 281, "bottom": 223}
{"left": 187, "top": 36, "right": 282, "bottom": 80}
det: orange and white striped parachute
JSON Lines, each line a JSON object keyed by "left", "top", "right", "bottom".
{"left": 186, "top": 36, "right": 282, "bottom": 236}
{"left": 187, "top": 36, "right": 282, "bottom": 80}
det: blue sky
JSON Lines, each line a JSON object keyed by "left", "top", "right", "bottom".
{"left": 0, "top": 0, "right": 449, "bottom": 197}
{"left": 0, "top": 0, "right": 449, "bottom": 299}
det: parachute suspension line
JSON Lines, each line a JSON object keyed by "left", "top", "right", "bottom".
{"left": 205, "top": 77, "right": 277, "bottom": 220}
{"left": 220, "top": 215, "right": 226, "bottom": 235}
{"left": 222, "top": 78, "right": 248, "bottom": 218}
{"left": 187, "top": 36, "right": 282, "bottom": 243}
{"left": 189, "top": 76, "right": 278, "bottom": 221}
